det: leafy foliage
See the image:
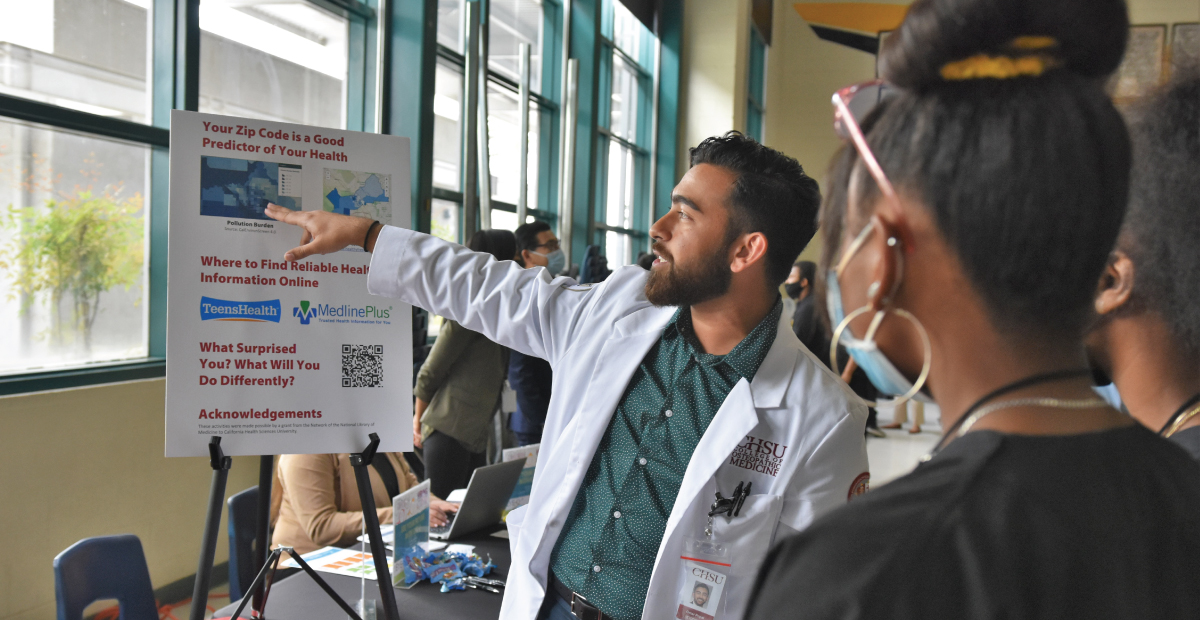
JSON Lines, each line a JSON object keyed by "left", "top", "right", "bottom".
{"left": 0, "top": 184, "right": 144, "bottom": 352}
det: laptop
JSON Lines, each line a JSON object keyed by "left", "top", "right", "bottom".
{"left": 430, "top": 458, "right": 526, "bottom": 541}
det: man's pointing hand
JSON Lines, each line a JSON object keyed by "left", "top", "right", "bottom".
{"left": 265, "top": 204, "right": 380, "bottom": 261}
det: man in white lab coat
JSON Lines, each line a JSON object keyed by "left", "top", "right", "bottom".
{"left": 266, "top": 132, "right": 868, "bottom": 620}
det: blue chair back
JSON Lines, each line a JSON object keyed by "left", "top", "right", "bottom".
{"left": 227, "top": 485, "right": 260, "bottom": 602}
{"left": 53, "top": 534, "right": 158, "bottom": 620}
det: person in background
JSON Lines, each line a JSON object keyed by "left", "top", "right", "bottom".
{"left": 788, "top": 260, "right": 818, "bottom": 348}
{"left": 413, "top": 229, "right": 515, "bottom": 498}
{"left": 1086, "top": 69, "right": 1200, "bottom": 459}
{"left": 509, "top": 221, "right": 558, "bottom": 446}
{"left": 272, "top": 452, "right": 457, "bottom": 555}
{"left": 884, "top": 397, "right": 925, "bottom": 434}
{"left": 748, "top": 0, "right": 1200, "bottom": 616}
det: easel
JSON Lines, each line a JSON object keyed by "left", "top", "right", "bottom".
{"left": 189, "top": 433, "right": 401, "bottom": 620}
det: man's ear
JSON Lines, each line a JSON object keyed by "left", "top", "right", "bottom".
{"left": 520, "top": 249, "right": 534, "bottom": 266}
{"left": 729, "top": 231, "right": 769, "bottom": 275}
{"left": 1095, "top": 251, "right": 1135, "bottom": 316}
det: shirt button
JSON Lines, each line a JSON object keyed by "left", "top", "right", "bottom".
{"left": 593, "top": 565, "right": 602, "bottom": 573}
{"left": 639, "top": 457, "right": 647, "bottom": 466}
{"left": 665, "top": 410, "right": 673, "bottom": 418}
{"left": 613, "top": 510, "right": 622, "bottom": 518}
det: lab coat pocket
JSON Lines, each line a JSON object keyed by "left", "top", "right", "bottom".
{"left": 709, "top": 494, "right": 783, "bottom": 619}
{"left": 505, "top": 503, "right": 528, "bottom": 551}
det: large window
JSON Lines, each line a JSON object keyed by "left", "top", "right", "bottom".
{"left": 596, "top": 0, "right": 654, "bottom": 269}
{"left": 0, "top": 0, "right": 152, "bottom": 123}
{"left": 0, "top": 0, "right": 154, "bottom": 378}
{"left": 199, "top": 0, "right": 350, "bottom": 128}
{"left": 432, "top": 0, "right": 555, "bottom": 241}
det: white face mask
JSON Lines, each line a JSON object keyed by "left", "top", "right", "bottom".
{"left": 827, "top": 222, "right": 932, "bottom": 403}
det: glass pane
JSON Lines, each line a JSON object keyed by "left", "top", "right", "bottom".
{"left": 433, "top": 62, "right": 464, "bottom": 191}
{"left": 199, "top": 0, "right": 348, "bottom": 128}
{"left": 605, "top": 231, "right": 631, "bottom": 268}
{"left": 0, "top": 119, "right": 149, "bottom": 375}
{"left": 431, "top": 198, "right": 460, "bottom": 244}
{"left": 748, "top": 107, "right": 763, "bottom": 142}
{"left": 611, "top": 0, "right": 641, "bottom": 60}
{"left": 488, "top": 0, "right": 544, "bottom": 93}
{"left": 486, "top": 83, "right": 539, "bottom": 207}
{"left": 491, "top": 209, "right": 519, "bottom": 231}
{"left": 438, "top": 0, "right": 464, "bottom": 53}
{"left": 0, "top": 0, "right": 151, "bottom": 123}
{"left": 605, "top": 142, "right": 635, "bottom": 230}
{"left": 610, "top": 55, "right": 639, "bottom": 142}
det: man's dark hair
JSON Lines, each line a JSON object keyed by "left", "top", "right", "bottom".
{"left": 515, "top": 220, "right": 552, "bottom": 252}
{"left": 689, "top": 131, "right": 821, "bottom": 286}
{"left": 1122, "top": 68, "right": 1200, "bottom": 355}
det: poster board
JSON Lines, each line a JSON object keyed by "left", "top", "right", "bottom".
{"left": 165, "top": 110, "right": 412, "bottom": 457}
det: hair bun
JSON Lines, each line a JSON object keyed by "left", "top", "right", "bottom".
{"left": 880, "top": 0, "right": 1129, "bottom": 89}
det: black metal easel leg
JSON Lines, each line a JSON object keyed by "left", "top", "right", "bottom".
{"left": 252, "top": 454, "right": 273, "bottom": 612}
{"left": 349, "top": 433, "right": 401, "bottom": 620}
{"left": 190, "top": 437, "right": 232, "bottom": 620}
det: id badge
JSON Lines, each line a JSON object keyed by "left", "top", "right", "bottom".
{"left": 675, "top": 539, "right": 732, "bottom": 620}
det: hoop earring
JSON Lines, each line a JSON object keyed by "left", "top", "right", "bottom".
{"left": 830, "top": 305, "right": 933, "bottom": 404}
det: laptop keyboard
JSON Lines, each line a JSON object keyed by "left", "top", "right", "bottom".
{"left": 430, "top": 513, "right": 457, "bottom": 536}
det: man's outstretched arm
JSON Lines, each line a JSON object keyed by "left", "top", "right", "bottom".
{"left": 265, "top": 205, "right": 602, "bottom": 364}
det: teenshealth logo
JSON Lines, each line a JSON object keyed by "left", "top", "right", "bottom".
{"left": 199, "top": 297, "right": 281, "bottom": 322}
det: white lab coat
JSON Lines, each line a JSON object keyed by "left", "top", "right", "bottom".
{"left": 367, "top": 227, "right": 869, "bottom": 620}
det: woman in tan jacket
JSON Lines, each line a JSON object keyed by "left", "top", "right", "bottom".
{"left": 272, "top": 452, "right": 458, "bottom": 555}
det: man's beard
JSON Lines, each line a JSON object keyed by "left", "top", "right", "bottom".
{"left": 644, "top": 242, "right": 733, "bottom": 307}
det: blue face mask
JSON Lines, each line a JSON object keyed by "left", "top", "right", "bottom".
{"left": 534, "top": 248, "right": 566, "bottom": 275}
{"left": 826, "top": 225, "right": 932, "bottom": 402}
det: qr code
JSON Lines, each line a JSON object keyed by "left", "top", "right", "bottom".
{"left": 342, "top": 344, "right": 383, "bottom": 387}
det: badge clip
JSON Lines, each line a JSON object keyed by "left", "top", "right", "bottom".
{"left": 705, "top": 481, "right": 752, "bottom": 537}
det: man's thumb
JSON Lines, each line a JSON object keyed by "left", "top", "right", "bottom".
{"left": 285, "top": 243, "right": 316, "bottom": 262}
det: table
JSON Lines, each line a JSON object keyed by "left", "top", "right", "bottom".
{"left": 214, "top": 526, "right": 511, "bottom": 620}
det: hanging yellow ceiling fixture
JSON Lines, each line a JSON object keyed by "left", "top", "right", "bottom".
{"left": 794, "top": 2, "right": 911, "bottom": 53}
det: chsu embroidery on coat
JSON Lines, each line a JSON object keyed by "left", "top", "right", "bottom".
{"left": 728, "top": 435, "right": 788, "bottom": 477}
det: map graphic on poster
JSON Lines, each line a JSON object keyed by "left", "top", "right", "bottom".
{"left": 323, "top": 168, "right": 391, "bottom": 222}
{"left": 200, "top": 156, "right": 302, "bottom": 220}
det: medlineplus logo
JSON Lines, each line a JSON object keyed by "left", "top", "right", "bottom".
{"left": 294, "top": 300, "right": 317, "bottom": 325}
{"left": 200, "top": 297, "right": 281, "bottom": 322}
{"left": 294, "top": 300, "right": 391, "bottom": 325}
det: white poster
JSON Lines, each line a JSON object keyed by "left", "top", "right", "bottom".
{"left": 165, "top": 110, "right": 412, "bottom": 457}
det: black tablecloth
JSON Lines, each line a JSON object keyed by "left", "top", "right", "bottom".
{"left": 214, "top": 526, "right": 511, "bottom": 620}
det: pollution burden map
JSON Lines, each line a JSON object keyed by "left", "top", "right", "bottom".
{"left": 323, "top": 168, "right": 392, "bottom": 223}
{"left": 200, "top": 156, "right": 302, "bottom": 220}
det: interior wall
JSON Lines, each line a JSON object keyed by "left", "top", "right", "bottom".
{"left": 0, "top": 379, "right": 260, "bottom": 620}
{"left": 678, "top": 0, "right": 752, "bottom": 179}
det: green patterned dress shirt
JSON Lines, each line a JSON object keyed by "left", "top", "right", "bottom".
{"left": 548, "top": 299, "right": 782, "bottom": 619}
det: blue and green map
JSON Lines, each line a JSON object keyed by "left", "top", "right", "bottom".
{"left": 200, "top": 157, "right": 301, "bottom": 220}
{"left": 323, "top": 168, "right": 391, "bottom": 223}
